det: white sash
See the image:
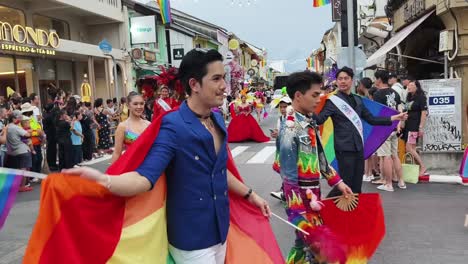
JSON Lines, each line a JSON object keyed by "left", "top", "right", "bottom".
{"left": 157, "top": 98, "right": 172, "bottom": 111}
{"left": 329, "top": 95, "right": 364, "bottom": 142}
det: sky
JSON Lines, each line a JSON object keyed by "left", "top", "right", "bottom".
{"left": 139, "top": 0, "right": 335, "bottom": 72}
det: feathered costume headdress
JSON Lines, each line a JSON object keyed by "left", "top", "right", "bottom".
{"left": 156, "top": 66, "right": 185, "bottom": 99}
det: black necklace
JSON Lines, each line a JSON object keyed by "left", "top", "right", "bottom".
{"left": 193, "top": 112, "right": 212, "bottom": 120}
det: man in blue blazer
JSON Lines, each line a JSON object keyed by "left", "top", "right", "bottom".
{"left": 66, "top": 49, "right": 270, "bottom": 263}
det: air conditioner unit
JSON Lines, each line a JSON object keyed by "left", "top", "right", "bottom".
{"left": 366, "top": 26, "right": 389, "bottom": 38}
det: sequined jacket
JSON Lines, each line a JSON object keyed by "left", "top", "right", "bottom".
{"left": 279, "top": 112, "right": 342, "bottom": 188}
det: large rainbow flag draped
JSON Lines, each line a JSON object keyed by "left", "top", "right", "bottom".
{"left": 0, "top": 171, "right": 22, "bottom": 230}
{"left": 157, "top": 0, "right": 172, "bottom": 24}
{"left": 313, "top": 0, "right": 331, "bottom": 7}
{"left": 316, "top": 93, "right": 399, "bottom": 172}
{"left": 23, "top": 110, "right": 284, "bottom": 264}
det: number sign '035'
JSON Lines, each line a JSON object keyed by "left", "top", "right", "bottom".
{"left": 429, "top": 96, "right": 455, "bottom": 106}
{"left": 0, "top": 21, "right": 60, "bottom": 49}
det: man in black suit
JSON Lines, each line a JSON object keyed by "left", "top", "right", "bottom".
{"left": 315, "top": 67, "right": 407, "bottom": 196}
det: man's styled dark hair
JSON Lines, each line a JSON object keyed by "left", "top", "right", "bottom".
{"left": 178, "top": 49, "right": 223, "bottom": 96}
{"left": 374, "top": 70, "right": 390, "bottom": 84}
{"left": 336, "top": 67, "right": 354, "bottom": 79}
{"left": 360, "top": 77, "right": 373, "bottom": 89}
{"left": 286, "top": 71, "right": 323, "bottom": 100}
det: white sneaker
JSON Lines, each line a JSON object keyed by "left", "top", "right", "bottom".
{"left": 363, "top": 175, "right": 374, "bottom": 182}
{"left": 377, "top": 184, "right": 394, "bottom": 192}
{"left": 30, "top": 178, "right": 40, "bottom": 183}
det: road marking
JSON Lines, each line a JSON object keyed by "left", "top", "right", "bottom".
{"left": 247, "top": 146, "right": 276, "bottom": 164}
{"left": 267, "top": 140, "right": 276, "bottom": 144}
{"left": 80, "top": 154, "right": 112, "bottom": 166}
{"left": 230, "top": 146, "right": 250, "bottom": 158}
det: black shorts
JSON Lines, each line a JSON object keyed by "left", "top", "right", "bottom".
{"left": 4, "top": 153, "right": 32, "bottom": 169}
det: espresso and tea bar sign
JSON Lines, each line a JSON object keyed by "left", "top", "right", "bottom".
{"left": 0, "top": 21, "right": 60, "bottom": 55}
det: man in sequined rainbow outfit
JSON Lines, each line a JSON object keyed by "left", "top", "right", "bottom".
{"left": 279, "top": 71, "right": 352, "bottom": 263}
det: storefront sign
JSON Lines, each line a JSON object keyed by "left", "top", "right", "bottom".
{"left": 132, "top": 48, "right": 143, "bottom": 59}
{"left": 420, "top": 79, "right": 462, "bottom": 152}
{"left": 130, "top": 16, "right": 157, "bottom": 44}
{"left": 332, "top": 0, "right": 341, "bottom": 22}
{"left": 0, "top": 21, "right": 60, "bottom": 55}
{"left": 173, "top": 48, "right": 184, "bottom": 60}
{"left": 98, "top": 39, "right": 112, "bottom": 54}
{"left": 144, "top": 50, "right": 156, "bottom": 62}
{"left": 403, "top": 0, "right": 425, "bottom": 23}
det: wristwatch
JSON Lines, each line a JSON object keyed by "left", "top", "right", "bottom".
{"left": 243, "top": 188, "right": 253, "bottom": 199}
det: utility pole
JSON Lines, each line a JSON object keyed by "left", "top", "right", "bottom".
{"left": 341, "top": 0, "right": 358, "bottom": 72}
{"left": 347, "top": 0, "right": 355, "bottom": 72}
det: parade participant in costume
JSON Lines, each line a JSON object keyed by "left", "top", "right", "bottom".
{"left": 152, "top": 67, "right": 184, "bottom": 120}
{"left": 111, "top": 92, "right": 150, "bottom": 163}
{"left": 270, "top": 96, "right": 291, "bottom": 201}
{"left": 279, "top": 71, "right": 352, "bottom": 263}
{"left": 253, "top": 91, "right": 266, "bottom": 122}
{"left": 315, "top": 67, "right": 407, "bottom": 196}
{"left": 60, "top": 49, "right": 273, "bottom": 264}
{"left": 227, "top": 94, "right": 270, "bottom": 143}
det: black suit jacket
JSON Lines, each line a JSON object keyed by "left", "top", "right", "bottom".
{"left": 315, "top": 92, "right": 392, "bottom": 152}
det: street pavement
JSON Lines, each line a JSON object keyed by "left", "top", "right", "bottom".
{"left": 1, "top": 109, "right": 468, "bottom": 263}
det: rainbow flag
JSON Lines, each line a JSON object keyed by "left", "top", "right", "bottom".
{"left": 313, "top": 0, "right": 331, "bottom": 7}
{"left": 317, "top": 94, "right": 399, "bottom": 172}
{"left": 0, "top": 171, "right": 22, "bottom": 230}
{"left": 23, "top": 110, "right": 284, "bottom": 264}
{"left": 157, "top": 0, "right": 172, "bottom": 24}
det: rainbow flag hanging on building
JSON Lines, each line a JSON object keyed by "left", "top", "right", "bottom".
{"left": 157, "top": 0, "right": 172, "bottom": 24}
{"left": 0, "top": 171, "right": 22, "bottom": 230}
{"left": 23, "top": 110, "right": 284, "bottom": 264}
{"left": 313, "top": 0, "right": 331, "bottom": 7}
{"left": 316, "top": 93, "right": 399, "bottom": 172}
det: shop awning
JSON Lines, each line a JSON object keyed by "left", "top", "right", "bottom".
{"left": 366, "top": 10, "right": 435, "bottom": 67}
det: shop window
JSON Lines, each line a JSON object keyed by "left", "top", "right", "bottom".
{"left": 37, "top": 59, "right": 57, "bottom": 104}
{"left": 33, "top": 14, "right": 70, "bottom": 40}
{"left": 0, "top": 56, "right": 15, "bottom": 97}
{"left": 16, "top": 58, "right": 34, "bottom": 97}
{"left": 0, "top": 5, "right": 26, "bottom": 26}
{"left": 57, "top": 61, "right": 73, "bottom": 93}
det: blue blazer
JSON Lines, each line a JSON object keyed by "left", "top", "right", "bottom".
{"left": 136, "top": 101, "right": 229, "bottom": 251}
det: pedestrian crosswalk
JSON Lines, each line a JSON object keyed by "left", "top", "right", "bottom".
{"left": 78, "top": 143, "right": 279, "bottom": 167}
{"left": 230, "top": 142, "right": 277, "bottom": 165}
